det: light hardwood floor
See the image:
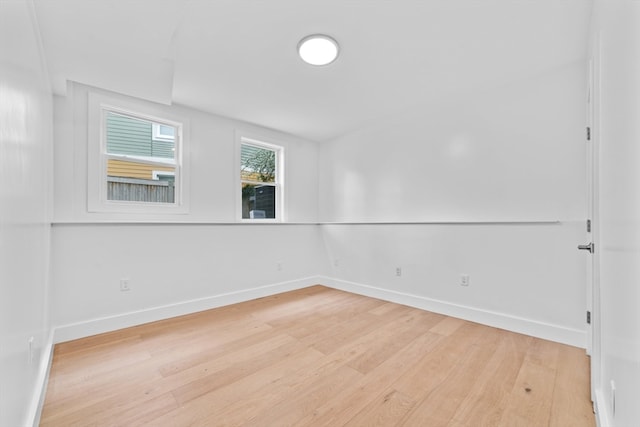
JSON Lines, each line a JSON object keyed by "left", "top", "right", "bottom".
{"left": 41, "top": 286, "right": 595, "bottom": 426}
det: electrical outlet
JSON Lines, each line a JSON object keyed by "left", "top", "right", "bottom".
{"left": 333, "top": 259, "right": 340, "bottom": 267}
{"left": 460, "top": 274, "right": 470, "bottom": 286}
{"left": 396, "top": 267, "right": 402, "bottom": 277}
{"left": 277, "top": 262, "right": 283, "bottom": 271}
{"left": 120, "top": 278, "right": 131, "bottom": 292}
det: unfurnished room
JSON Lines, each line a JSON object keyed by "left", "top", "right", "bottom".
{"left": 1, "top": 0, "right": 639, "bottom": 426}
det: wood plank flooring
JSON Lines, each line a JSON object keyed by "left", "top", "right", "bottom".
{"left": 40, "top": 286, "right": 595, "bottom": 426}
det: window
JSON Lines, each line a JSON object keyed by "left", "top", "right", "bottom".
{"left": 239, "top": 138, "right": 283, "bottom": 221}
{"left": 88, "top": 92, "right": 189, "bottom": 214}
{"left": 105, "top": 111, "right": 178, "bottom": 204}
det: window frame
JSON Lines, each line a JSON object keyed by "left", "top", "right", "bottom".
{"left": 87, "top": 93, "right": 190, "bottom": 215}
{"left": 236, "top": 134, "right": 285, "bottom": 222}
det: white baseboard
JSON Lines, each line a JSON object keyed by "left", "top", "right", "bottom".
{"left": 319, "top": 276, "right": 586, "bottom": 348}
{"left": 26, "top": 329, "right": 54, "bottom": 427}
{"left": 594, "top": 388, "right": 611, "bottom": 427}
{"left": 54, "top": 275, "right": 586, "bottom": 347}
{"left": 53, "top": 276, "right": 322, "bottom": 343}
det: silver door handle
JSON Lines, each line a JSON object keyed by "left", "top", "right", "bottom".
{"left": 578, "top": 242, "right": 594, "bottom": 253}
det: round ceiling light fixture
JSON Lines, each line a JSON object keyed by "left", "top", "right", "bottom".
{"left": 298, "top": 34, "right": 339, "bottom": 66}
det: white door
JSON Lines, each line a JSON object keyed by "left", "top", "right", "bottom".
{"left": 582, "top": 36, "right": 601, "bottom": 404}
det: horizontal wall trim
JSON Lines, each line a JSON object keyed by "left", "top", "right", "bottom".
{"left": 53, "top": 276, "right": 322, "bottom": 343}
{"left": 319, "top": 276, "right": 586, "bottom": 349}
{"left": 51, "top": 220, "right": 563, "bottom": 226}
{"left": 51, "top": 221, "right": 318, "bottom": 226}
{"left": 320, "top": 220, "right": 562, "bottom": 225}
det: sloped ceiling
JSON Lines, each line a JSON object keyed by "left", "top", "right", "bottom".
{"left": 34, "top": 0, "right": 592, "bottom": 141}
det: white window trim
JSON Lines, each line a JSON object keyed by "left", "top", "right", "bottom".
{"left": 236, "top": 133, "right": 285, "bottom": 222}
{"left": 87, "top": 92, "right": 190, "bottom": 215}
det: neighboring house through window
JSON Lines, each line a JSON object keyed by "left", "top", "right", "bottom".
{"left": 152, "top": 123, "right": 176, "bottom": 141}
{"left": 106, "top": 111, "right": 178, "bottom": 203}
{"left": 88, "top": 92, "right": 189, "bottom": 214}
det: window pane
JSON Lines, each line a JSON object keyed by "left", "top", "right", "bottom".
{"left": 241, "top": 144, "right": 276, "bottom": 183}
{"left": 242, "top": 184, "right": 276, "bottom": 219}
{"left": 107, "top": 112, "right": 176, "bottom": 160}
{"left": 105, "top": 111, "right": 177, "bottom": 203}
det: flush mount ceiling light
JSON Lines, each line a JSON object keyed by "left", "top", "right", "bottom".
{"left": 298, "top": 34, "right": 339, "bottom": 66}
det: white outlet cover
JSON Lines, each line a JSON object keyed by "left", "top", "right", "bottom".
{"left": 461, "top": 274, "right": 470, "bottom": 286}
{"left": 120, "top": 278, "right": 131, "bottom": 291}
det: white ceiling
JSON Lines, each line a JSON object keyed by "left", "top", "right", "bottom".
{"left": 34, "top": 0, "right": 593, "bottom": 142}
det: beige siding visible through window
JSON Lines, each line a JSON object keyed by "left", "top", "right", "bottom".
{"left": 107, "top": 159, "right": 174, "bottom": 180}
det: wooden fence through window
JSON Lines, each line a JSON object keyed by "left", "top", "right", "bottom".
{"left": 107, "top": 176, "right": 175, "bottom": 203}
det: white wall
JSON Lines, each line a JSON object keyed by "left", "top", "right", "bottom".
{"left": 319, "top": 61, "right": 585, "bottom": 223}
{"left": 321, "top": 223, "right": 585, "bottom": 345}
{"left": 318, "top": 61, "right": 588, "bottom": 347}
{"left": 51, "top": 82, "right": 322, "bottom": 341}
{"left": 591, "top": 1, "right": 640, "bottom": 425}
{"left": 51, "top": 224, "right": 323, "bottom": 341}
{"left": 0, "top": 1, "right": 53, "bottom": 426}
